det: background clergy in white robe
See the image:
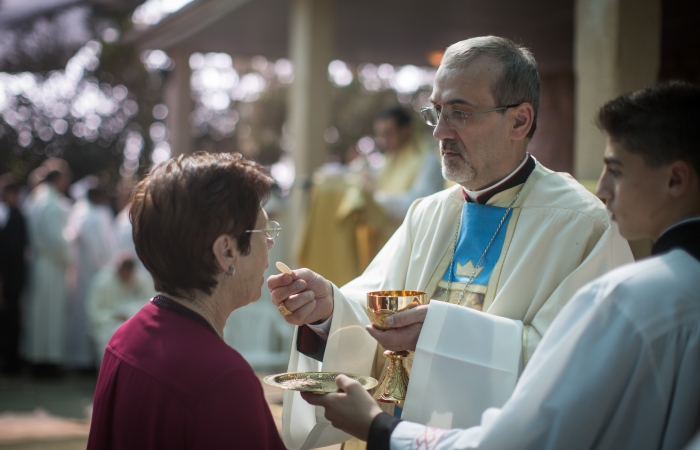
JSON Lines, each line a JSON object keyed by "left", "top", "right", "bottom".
{"left": 87, "top": 253, "right": 154, "bottom": 366}
{"left": 268, "top": 36, "right": 634, "bottom": 450}
{"left": 24, "top": 169, "right": 71, "bottom": 369}
{"left": 302, "top": 81, "right": 700, "bottom": 450}
{"left": 65, "top": 187, "right": 115, "bottom": 368}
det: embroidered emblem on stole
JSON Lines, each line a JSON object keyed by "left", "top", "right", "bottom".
{"left": 432, "top": 203, "right": 514, "bottom": 311}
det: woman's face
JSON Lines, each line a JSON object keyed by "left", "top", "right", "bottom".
{"left": 235, "top": 208, "right": 273, "bottom": 305}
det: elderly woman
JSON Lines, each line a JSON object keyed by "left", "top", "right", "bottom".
{"left": 87, "top": 152, "right": 285, "bottom": 449}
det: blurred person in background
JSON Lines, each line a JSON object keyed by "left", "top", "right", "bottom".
{"left": 0, "top": 176, "right": 29, "bottom": 375}
{"left": 87, "top": 253, "right": 154, "bottom": 366}
{"left": 23, "top": 158, "right": 72, "bottom": 215}
{"left": 113, "top": 178, "right": 136, "bottom": 253}
{"left": 372, "top": 107, "right": 444, "bottom": 222}
{"left": 87, "top": 152, "right": 285, "bottom": 449}
{"left": 24, "top": 166, "right": 71, "bottom": 378}
{"left": 298, "top": 108, "right": 444, "bottom": 287}
{"left": 65, "top": 186, "right": 116, "bottom": 370}
{"left": 113, "top": 178, "right": 153, "bottom": 282}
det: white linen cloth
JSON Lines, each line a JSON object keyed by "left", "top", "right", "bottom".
{"left": 391, "top": 249, "right": 700, "bottom": 450}
{"left": 401, "top": 302, "right": 523, "bottom": 430}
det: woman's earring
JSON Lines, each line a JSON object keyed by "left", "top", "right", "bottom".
{"left": 226, "top": 264, "right": 236, "bottom": 276}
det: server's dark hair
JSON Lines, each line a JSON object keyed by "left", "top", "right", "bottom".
{"left": 596, "top": 81, "right": 700, "bottom": 178}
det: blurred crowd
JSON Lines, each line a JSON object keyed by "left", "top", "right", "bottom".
{"left": 0, "top": 158, "right": 154, "bottom": 378}
{"left": 0, "top": 105, "right": 443, "bottom": 378}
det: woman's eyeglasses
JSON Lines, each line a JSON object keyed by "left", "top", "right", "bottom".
{"left": 246, "top": 221, "right": 281, "bottom": 240}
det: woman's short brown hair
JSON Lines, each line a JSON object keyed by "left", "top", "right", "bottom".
{"left": 130, "top": 152, "right": 273, "bottom": 296}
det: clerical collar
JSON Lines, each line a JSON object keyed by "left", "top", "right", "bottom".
{"left": 651, "top": 217, "right": 700, "bottom": 262}
{"left": 462, "top": 154, "right": 536, "bottom": 204}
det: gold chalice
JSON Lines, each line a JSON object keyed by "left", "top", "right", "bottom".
{"left": 367, "top": 290, "right": 427, "bottom": 406}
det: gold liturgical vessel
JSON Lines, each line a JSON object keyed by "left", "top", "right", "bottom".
{"left": 367, "top": 290, "right": 427, "bottom": 406}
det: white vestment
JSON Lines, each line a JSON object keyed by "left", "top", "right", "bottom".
{"left": 24, "top": 184, "right": 71, "bottom": 363}
{"left": 282, "top": 163, "right": 634, "bottom": 449}
{"left": 87, "top": 266, "right": 154, "bottom": 365}
{"left": 392, "top": 248, "right": 700, "bottom": 450}
{"left": 113, "top": 206, "right": 134, "bottom": 253}
{"left": 65, "top": 200, "right": 115, "bottom": 367}
{"left": 113, "top": 205, "right": 153, "bottom": 279}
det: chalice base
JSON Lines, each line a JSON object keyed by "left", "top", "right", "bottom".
{"left": 374, "top": 350, "right": 410, "bottom": 406}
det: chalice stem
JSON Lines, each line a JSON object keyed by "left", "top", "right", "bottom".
{"left": 375, "top": 350, "right": 410, "bottom": 406}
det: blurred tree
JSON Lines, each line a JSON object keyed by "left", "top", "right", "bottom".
{"left": 0, "top": 7, "right": 164, "bottom": 197}
{"left": 0, "top": 2, "right": 436, "bottom": 199}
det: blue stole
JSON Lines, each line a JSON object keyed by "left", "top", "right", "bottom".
{"left": 436, "top": 202, "right": 513, "bottom": 309}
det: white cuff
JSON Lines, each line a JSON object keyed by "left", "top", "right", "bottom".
{"left": 306, "top": 313, "right": 333, "bottom": 340}
{"left": 390, "top": 421, "right": 447, "bottom": 450}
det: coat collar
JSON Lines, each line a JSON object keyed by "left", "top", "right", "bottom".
{"left": 652, "top": 217, "right": 700, "bottom": 262}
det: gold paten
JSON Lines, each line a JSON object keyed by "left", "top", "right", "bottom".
{"left": 263, "top": 372, "right": 378, "bottom": 393}
{"left": 366, "top": 290, "right": 427, "bottom": 406}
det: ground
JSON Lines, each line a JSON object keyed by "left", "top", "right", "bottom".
{"left": 0, "top": 372, "right": 340, "bottom": 449}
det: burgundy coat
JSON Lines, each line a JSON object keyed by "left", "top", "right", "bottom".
{"left": 88, "top": 296, "right": 285, "bottom": 450}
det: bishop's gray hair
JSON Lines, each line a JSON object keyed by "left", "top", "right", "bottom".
{"left": 441, "top": 36, "right": 541, "bottom": 138}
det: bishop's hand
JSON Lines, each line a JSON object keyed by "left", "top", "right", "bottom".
{"left": 366, "top": 304, "right": 428, "bottom": 352}
{"left": 267, "top": 268, "right": 334, "bottom": 326}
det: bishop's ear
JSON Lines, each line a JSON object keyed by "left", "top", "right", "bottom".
{"left": 510, "top": 103, "right": 535, "bottom": 141}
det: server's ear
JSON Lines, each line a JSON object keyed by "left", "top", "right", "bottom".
{"left": 667, "top": 160, "right": 693, "bottom": 197}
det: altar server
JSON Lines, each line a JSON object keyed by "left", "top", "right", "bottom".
{"left": 268, "top": 36, "right": 633, "bottom": 449}
{"left": 304, "top": 81, "right": 700, "bottom": 450}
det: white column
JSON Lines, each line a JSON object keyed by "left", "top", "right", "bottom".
{"left": 164, "top": 47, "right": 194, "bottom": 156}
{"left": 573, "top": 0, "right": 661, "bottom": 180}
{"left": 573, "top": 0, "right": 661, "bottom": 259}
{"left": 285, "top": 0, "right": 335, "bottom": 264}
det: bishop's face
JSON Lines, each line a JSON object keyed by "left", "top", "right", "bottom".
{"left": 430, "top": 55, "right": 515, "bottom": 190}
{"left": 596, "top": 137, "right": 668, "bottom": 241}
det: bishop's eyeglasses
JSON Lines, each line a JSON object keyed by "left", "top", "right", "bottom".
{"left": 421, "top": 104, "right": 520, "bottom": 130}
{"left": 246, "top": 221, "right": 281, "bottom": 240}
